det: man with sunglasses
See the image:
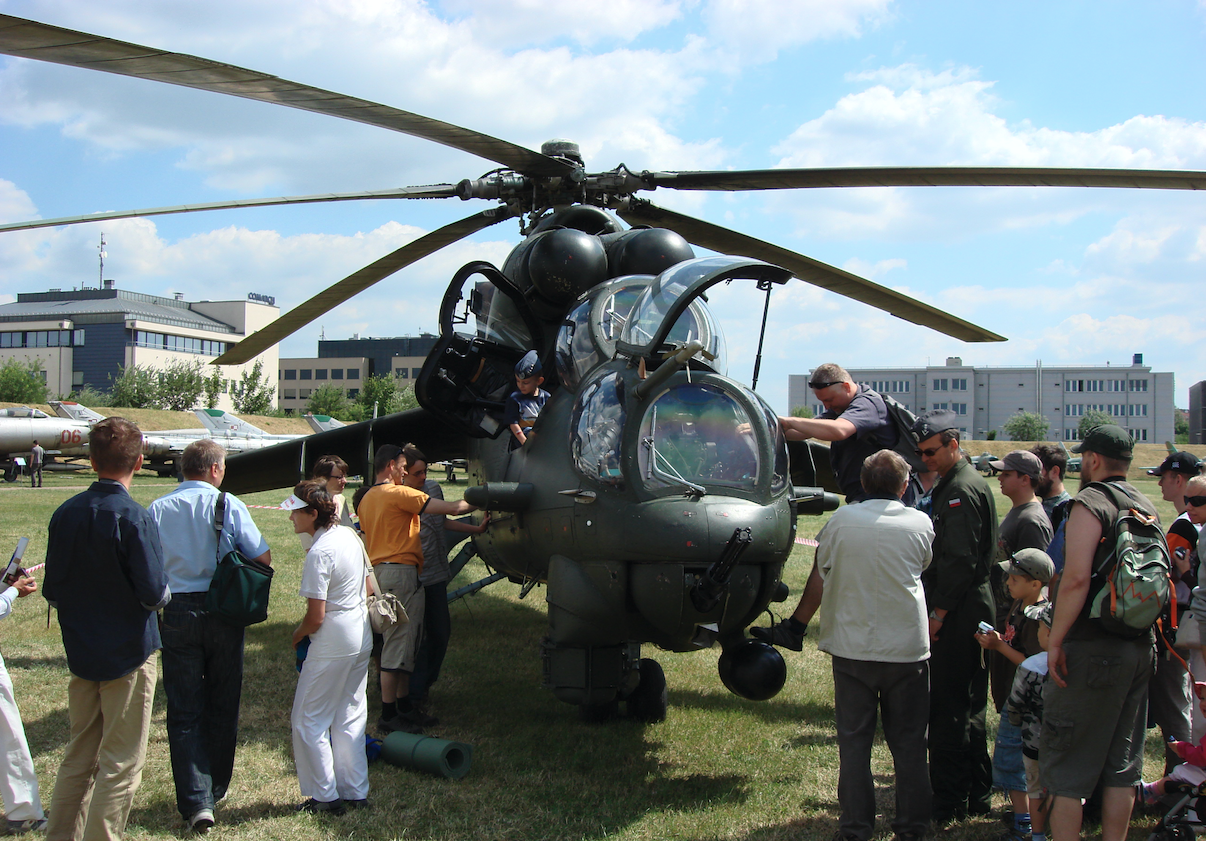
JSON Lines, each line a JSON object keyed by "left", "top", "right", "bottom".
{"left": 1148, "top": 452, "right": 1203, "bottom": 772}
{"left": 752, "top": 363, "right": 899, "bottom": 650}
{"left": 910, "top": 409, "right": 998, "bottom": 827}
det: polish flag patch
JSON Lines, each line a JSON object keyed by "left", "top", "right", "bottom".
{"left": 948, "top": 498, "right": 962, "bottom": 508}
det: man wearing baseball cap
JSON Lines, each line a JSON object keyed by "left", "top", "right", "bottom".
{"left": 910, "top": 409, "right": 998, "bottom": 826}
{"left": 1148, "top": 451, "right": 1203, "bottom": 771}
{"left": 986, "top": 451, "right": 1053, "bottom": 822}
{"left": 1043, "top": 425, "right": 1159, "bottom": 841}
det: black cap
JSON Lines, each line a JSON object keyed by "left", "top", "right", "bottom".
{"left": 911, "top": 409, "right": 959, "bottom": 443}
{"left": 1148, "top": 451, "right": 1202, "bottom": 477}
{"left": 1072, "top": 424, "right": 1133, "bottom": 460}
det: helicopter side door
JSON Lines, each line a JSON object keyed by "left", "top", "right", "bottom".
{"left": 416, "top": 261, "right": 545, "bottom": 439}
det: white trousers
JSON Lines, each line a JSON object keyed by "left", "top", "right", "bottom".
{"left": 0, "top": 649, "right": 44, "bottom": 822}
{"left": 291, "top": 646, "right": 371, "bottom": 803}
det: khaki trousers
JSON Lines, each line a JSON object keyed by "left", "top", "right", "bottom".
{"left": 46, "top": 656, "right": 157, "bottom": 841}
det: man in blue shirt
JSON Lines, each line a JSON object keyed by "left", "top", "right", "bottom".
{"left": 44, "top": 417, "right": 170, "bottom": 841}
{"left": 148, "top": 439, "right": 271, "bottom": 834}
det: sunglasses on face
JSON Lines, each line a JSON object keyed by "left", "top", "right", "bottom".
{"left": 809, "top": 381, "right": 841, "bottom": 390}
{"left": 1186, "top": 495, "right": 1206, "bottom": 508}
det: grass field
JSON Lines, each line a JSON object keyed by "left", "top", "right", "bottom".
{"left": 0, "top": 465, "right": 1182, "bottom": 840}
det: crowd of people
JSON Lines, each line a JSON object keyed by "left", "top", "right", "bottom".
{"left": 753, "top": 363, "right": 1204, "bottom": 841}
{"left": 0, "top": 356, "right": 1201, "bottom": 840}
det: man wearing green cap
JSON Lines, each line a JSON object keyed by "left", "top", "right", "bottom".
{"left": 910, "top": 409, "right": 998, "bottom": 827}
{"left": 1043, "top": 424, "right": 1158, "bottom": 841}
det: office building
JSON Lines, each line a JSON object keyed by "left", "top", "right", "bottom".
{"left": 0, "top": 283, "right": 279, "bottom": 412}
{"left": 277, "top": 334, "right": 438, "bottom": 414}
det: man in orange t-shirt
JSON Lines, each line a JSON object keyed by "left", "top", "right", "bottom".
{"left": 358, "top": 444, "right": 476, "bottom": 734}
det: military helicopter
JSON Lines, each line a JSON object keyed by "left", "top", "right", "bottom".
{"left": 2, "top": 13, "right": 1204, "bottom": 721}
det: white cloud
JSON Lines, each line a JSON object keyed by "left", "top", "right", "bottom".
{"left": 702, "top": 0, "right": 893, "bottom": 60}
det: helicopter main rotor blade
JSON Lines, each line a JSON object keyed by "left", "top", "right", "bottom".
{"left": 214, "top": 207, "right": 512, "bottom": 365}
{"left": 0, "top": 14, "right": 573, "bottom": 178}
{"left": 642, "top": 166, "right": 1206, "bottom": 192}
{"left": 0, "top": 185, "right": 460, "bottom": 234}
{"left": 619, "top": 201, "right": 1005, "bottom": 344}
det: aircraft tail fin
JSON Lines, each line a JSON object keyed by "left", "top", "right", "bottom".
{"left": 50, "top": 401, "right": 105, "bottom": 424}
{"left": 304, "top": 414, "right": 346, "bottom": 433}
{"left": 1167, "top": 441, "right": 1178, "bottom": 455}
{"left": 194, "top": 408, "right": 266, "bottom": 437}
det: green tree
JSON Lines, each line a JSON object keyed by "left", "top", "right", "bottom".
{"left": 0, "top": 358, "right": 49, "bottom": 403}
{"left": 1078, "top": 409, "right": 1113, "bottom": 439}
{"left": 790, "top": 405, "right": 814, "bottom": 418}
{"left": 230, "top": 360, "right": 275, "bottom": 415}
{"left": 1002, "top": 411, "right": 1050, "bottom": 442}
{"left": 1175, "top": 408, "right": 1189, "bottom": 444}
{"left": 156, "top": 359, "right": 207, "bottom": 412}
{"left": 396, "top": 383, "right": 419, "bottom": 412}
{"left": 203, "top": 367, "right": 225, "bottom": 410}
{"left": 307, "top": 383, "right": 351, "bottom": 419}
{"left": 67, "top": 385, "right": 111, "bottom": 407}
{"left": 108, "top": 364, "right": 162, "bottom": 409}
{"left": 355, "top": 374, "right": 400, "bottom": 418}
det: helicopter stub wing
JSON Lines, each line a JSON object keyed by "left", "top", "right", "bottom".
{"left": 640, "top": 166, "right": 1206, "bottom": 192}
{"left": 0, "top": 14, "right": 574, "bottom": 179}
{"left": 214, "top": 208, "right": 512, "bottom": 365}
{"left": 220, "top": 407, "right": 467, "bottom": 496}
{"left": 787, "top": 439, "right": 839, "bottom": 495}
{"left": 619, "top": 201, "right": 1005, "bottom": 344}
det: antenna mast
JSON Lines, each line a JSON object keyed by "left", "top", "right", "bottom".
{"left": 97, "top": 233, "right": 106, "bottom": 288}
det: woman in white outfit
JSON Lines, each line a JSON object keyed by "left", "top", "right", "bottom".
{"left": 297, "top": 455, "right": 356, "bottom": 552}
{"left": 285, "top": 481, "right": 372, "bottom": 815}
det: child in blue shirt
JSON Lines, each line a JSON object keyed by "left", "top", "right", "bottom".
{"left": 505, "top": 350, "right": 549, "bottom": 449}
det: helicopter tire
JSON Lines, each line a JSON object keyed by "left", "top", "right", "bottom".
{"left": 578, "top": 699, "right": 620, "bottom": 723}
{"left": 626, "top": 658, "right": 668, "bottom": 723}
{"left": 3, "top": 464, "right": 17, "bottom": 483}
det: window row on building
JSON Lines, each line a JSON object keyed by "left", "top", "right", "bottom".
{"left": 932, "top": 378, "right": 968, "bottom": 391}
{"left": 282, "top": 368, "right": 361, "bottom": 381}
{"left": 1, "top": 329, "right": 85, "bottom": 348}
{"left": 281, "top": 388, "right": 360, "bottom": 400}
{"left": 1065, "top": 378, "right": 1148, "bottom": 392}
{"left": 134, "top": 330, "right": 226, "bottom": 357}
{"left": 858, "top": 379, "right": 912, "bottom": 393}
{"left": 393, "top": 367, "right": 424, "bottom": 379}
{"left": 1063, "top": 403, "right": 1148, "bottom": 417}
{"left": 1064, "top": 426, "right": 1150, "bottom": 442}
{"left": 932, "top": 402, "right": 969, "bottom": 414}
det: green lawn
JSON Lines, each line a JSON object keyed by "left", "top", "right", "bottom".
{"left": 0, "top": 471, "right": 1175, "bottom": 840}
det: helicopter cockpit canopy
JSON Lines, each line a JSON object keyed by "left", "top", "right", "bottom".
{"left": 555, "top": 276, "right": 653, "bottom": 390}
{"left": 616, "top": 256, "right": 793, "bottom": 375}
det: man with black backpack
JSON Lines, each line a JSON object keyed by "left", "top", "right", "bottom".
{"left": 1043, "top": 424, "right": 1162, "bottom": 841}
{"left": 752, "top": 363, "right": 908, "bottom": 650}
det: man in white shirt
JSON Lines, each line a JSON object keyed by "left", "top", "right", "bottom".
{"left": 815, "top": 449, "right": 935, "bottom": 841}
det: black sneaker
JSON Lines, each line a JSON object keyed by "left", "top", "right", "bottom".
{"left": 400, "top": 707, "right": 440, "bottom": 728}
{"left": 343, "top": 799, "right": 370, "bottom": 811}
{"left": 750, "top": 618, "right": 806, "bottom": 651}
{"left": 296, "top": 798, "right": 346, "bottom": 817}
{"left": 378, "top": 714, "right": 422, "bottom": 735}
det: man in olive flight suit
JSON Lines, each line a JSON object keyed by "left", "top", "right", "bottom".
{"left": 911, "top": 409, "right": 998, "bottom": 827}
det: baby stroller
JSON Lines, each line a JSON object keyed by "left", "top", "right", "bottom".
{"left": 1148, "top": 781, "right": 1206, "bottom": 841}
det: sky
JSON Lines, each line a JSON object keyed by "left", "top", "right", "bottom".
{"left": 1, "top": 0, "right": 1204, "bottom": 415}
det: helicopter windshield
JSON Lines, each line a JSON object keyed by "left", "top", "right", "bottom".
{"left": 555, "top": 278, "right": 651, "bottom": 389}
{"left": 477, "top": 285, "right": 533, "bottom": 351}
{"left": 617, "top": 256, "right": 791, "bottom": 374}
{"left": 637, "top": 383, "right": 759, "bottom": 494}
{"left": 571, "top": 371, "right": 626, "bottom": 486}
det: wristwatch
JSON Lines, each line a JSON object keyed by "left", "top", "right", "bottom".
{"left": 928, "top": 609, "right": 944, "bottom": 622}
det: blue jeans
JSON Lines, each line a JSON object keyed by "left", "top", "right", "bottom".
{"left": 410, "top": 582, "right": 450, "bottom": 702}
{"left": 159, "top": 593, "right": 245, "bottom": 819}
{"left": 992, "top": 715, "right": 1027, "bottom": 793}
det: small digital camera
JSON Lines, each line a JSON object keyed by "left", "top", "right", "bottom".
{"left": 976, "top": 621, "right": 995, "bottom": 635}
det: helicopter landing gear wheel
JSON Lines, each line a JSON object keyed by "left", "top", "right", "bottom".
{"left": 626, "top": 658, "right": 667, "bottom": 723}
{"left": 3, "top": 464, "right": 17, "bottom": 483}
{"left": 578, "top": 699, "right": 619, "bottom": 723}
